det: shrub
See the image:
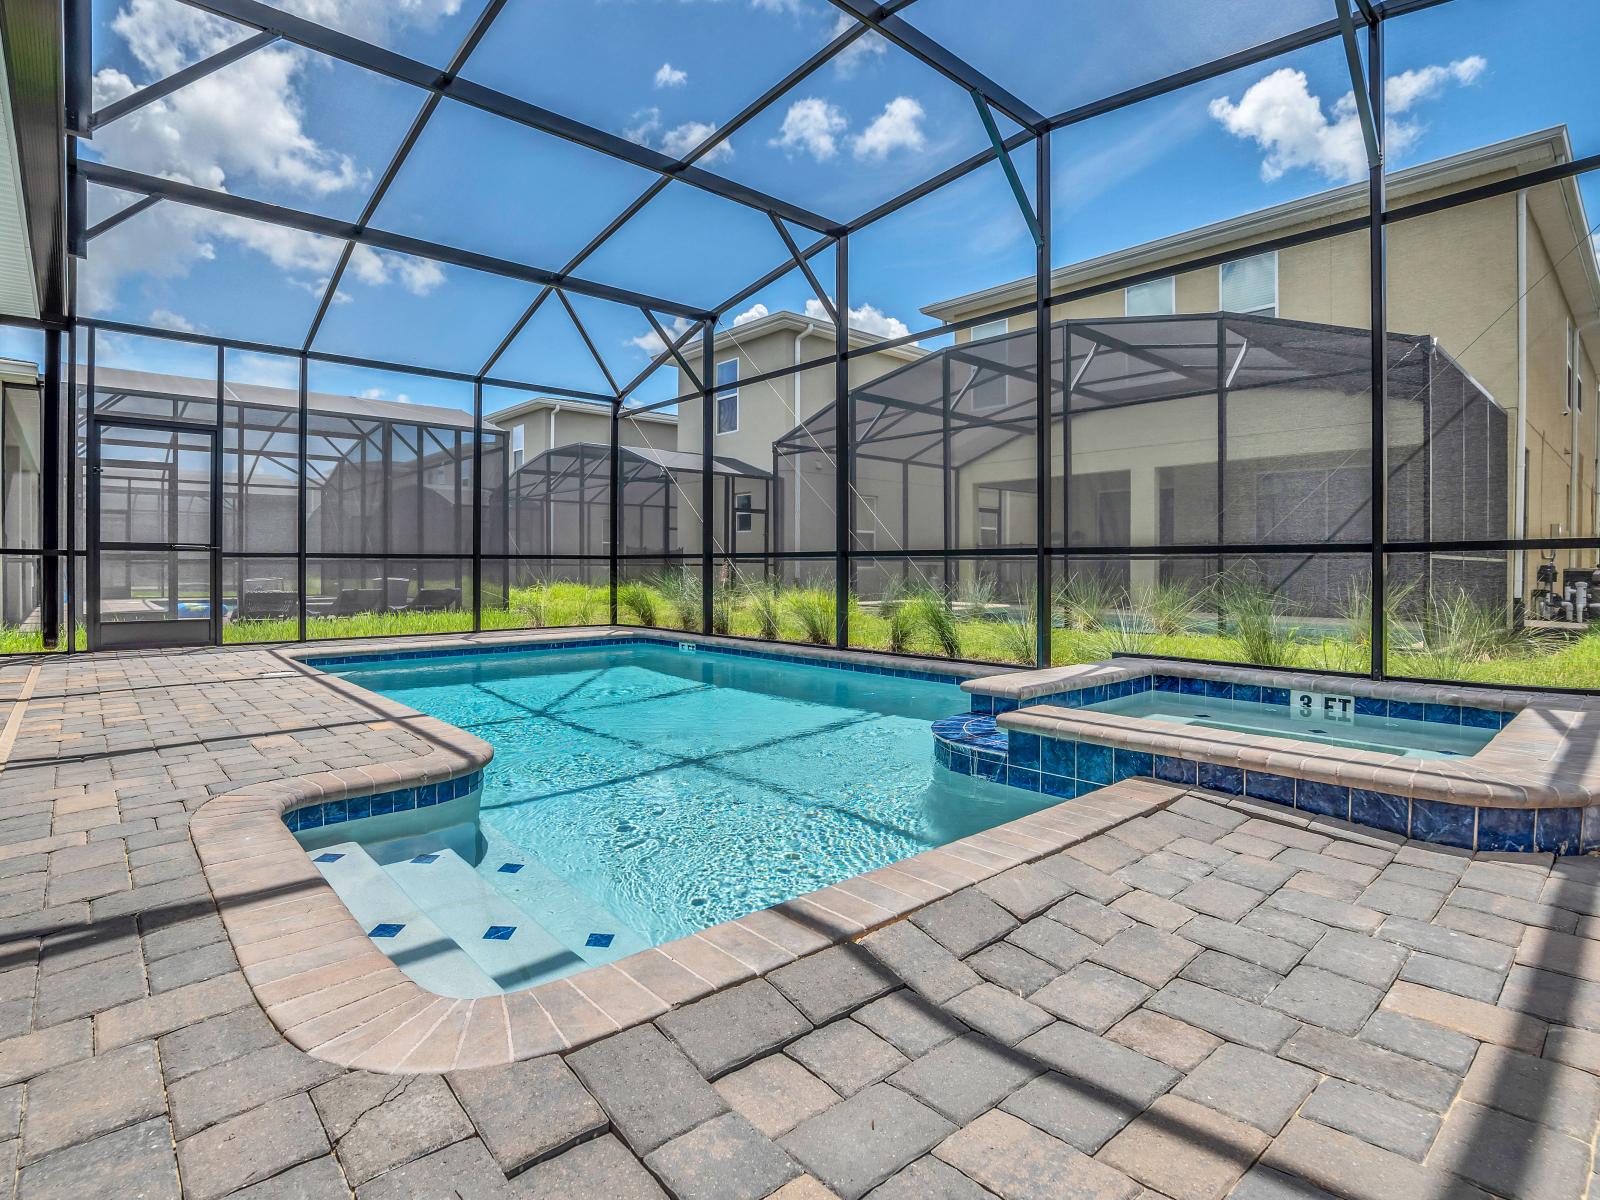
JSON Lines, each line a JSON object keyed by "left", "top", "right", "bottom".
{"left": 742, "top": 579, "right": 782, "bottom": 640}
{"left": 909, "top": 586, "right": 962, "bottom": 658}
{"left": 618, "top": 582, "right": 659, "bottom": 627}
{"left": 787, "top": 587, "right": 836, "bottom": 645}
{"left": 1056, "top": 572, "right": 1120, "bottom": 632}
{"left": 652, "top": 569, "right": 702, "bottom": 631}
{"left": 1216, "top": 572, "right": 1299, "bottom": 668}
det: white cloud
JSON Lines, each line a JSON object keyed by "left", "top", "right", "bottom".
{"left": 804, "top": 298, "right": 910, "bottom": 340}
{"left": 625, "top": 107, "right": 732, "bottom": 163}
{"left": 628, "top": 314, "right": 695, "bottom": 355}
{"left": 148, "top": 308, "right": 198, "bottom": 333}
{"left": 83, "top": 0, "right": 461, "bottom": 313}
{"left": 654, "top": 62, "right": 687, "bottom": 89}
{"left": 770, "top": 97, "right": 848, "bottom": 161}
{"left": 1209, "top": 56, "right": 1488, "bottom": 184}
{"left": 731, "top": 303, "right": 769, "bottom": 326}
{"left": 829, "top": 12, "right": 886, "bottom": 78}
{"left": 851, "top": 96, "right": 925, "bottom": 162}
{"left": 750, "top": 0, "right": 805, "bottom": 12}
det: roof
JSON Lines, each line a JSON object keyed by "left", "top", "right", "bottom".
{"left": 518, "top": 440, "right": 771, "bottom": 479}
{"left": 486, "top": 393, "right": 676, "bottom": 426}
{"left": 0, "top": 24, "right": 40, "bottom": 321}
{"left": 702, "top": 309, "right": 927, "bottom": 363}
{"left": 923, "top": 128, "right": 1595, "bottom": 323}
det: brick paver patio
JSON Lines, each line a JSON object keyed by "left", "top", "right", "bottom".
{"left": 0, "top": 639, "right": 1597, "bottom": 1198}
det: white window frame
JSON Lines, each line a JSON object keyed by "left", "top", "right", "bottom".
{"left": 734, "top": 491, "right": 753, "bottom": 534}
{"left": 714, "top": 358, "right": 739, "bottom": 435}
{"left": 510, "top": 424, "right": 524, "bottom": 471}
{"left": 1220, "top": 251, "right": 1278, "bottom": 317}
{"left": 970, "top": 318, "right": 1008, "bottom": 341}
{"left": 1124, "top": 275, "right": 1176, "bottom": 317}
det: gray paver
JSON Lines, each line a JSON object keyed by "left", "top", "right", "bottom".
{"left": 644, "top": 1111, "right": 800, "bottom": 1200}
{"left": 16, "top": 1117, "right": 179, "bottom": 1200}
{"left": 20, "top": 1040, "right": 164, "bottom": 1165}
{"left": 1013, "top": 1021, "right": 1179, "bottom": 1107}
{"left": 1030, "top": 962, "right": 1150, "bottom": 1033}
{"left": 1173, "top": 876, "right": 1265, "bottom": 921}
{"left": 1379, "top": 915, "right": 1514, "bottom": 970}
{"left": 714, "top": 1054, "right": 840, "bottom": 1139}
{"left": 1146, "top": 979, "right": 1299, "bottom": 1052}
{"left": 934, "top": 1109, "right": 1139, "bottom": 1200}
{"left": 155, "top": 1006, "right": 279, "bottom": 1082}
{"left": 1179, "top": 950, "right": 1283, "bottom": 1003}
{"left": 1279, "top": 1025, "right": 1459, "bottom": 1110}
{"left": 310, "top": 1071, "right": 474, "bottom": 1186}
{"left": 1357, "top": 1010, "right": 1478, "bottom": 1074}
{"left": 1299, "top": 1077, "right": 1440, "bottom": 1161}
{"left": 780, "top": 1083, "right": 955, "bottom": 1200}
{"left": 1301, "top": 928, "right": 1408, "bottom": 988}
{"left": 1180, "top": 913, "right": 1304, "bottom": 973}
{"left": 657, "top": 978, "right": 812, "bottom": 1077}
{"left": 1264, "top": 965, "right": 1383, "bottom": 1035}
{"left": 1005, "top": 915, "right": 1097, "bottom": 970}
{"left": 770, "top": 944, "right": 900, "bottom": 1024}
{"left": 355, "top": 1137, "right": 507, "bottom": 1200}
{"left": 1090, "top": 923, "right": 1200, "bottom": 988}
{"left": 786, "top": 1019, "right": 908, "bottom": 1096}
{"left": 1458, "top": 1043, "right": 1600, "bottom": 1139}
{"left": 1172, "top": 1042, "right": 1316, "bottom": 1135}
{"left": 448, "top": 1054, "right": 608, "bottom": 1174}
{"left": 976, "top": 864, "right": 1071, "bottom": 919}
{"left": 941, "top": 982, "right": 1052, "bottom": 1046}
{"left": 864, "top": 1155, "right": 996, "bottom": 1200}
{"left": 966, "top": 941, "right": 1058, "bottom": 997}
{"left": 1031, "top": 854, "right": 1130, "bottom": 904}
{"left": 1398, "top": 952, "right": 1504, "bottom": 1003}
{"left": 859, "top": 921, "right": 981, "bottom": 1004}
{"left": 852, "top": 990, "right": 967, "bottom": 1058}
{"left": 568, "top": 1024, "right": 727, "bottom": 1154}
{"left": 1098, "top": 1094, "right": 1267, "bottom": 1200}
{"left": 999, "top": 1070, "right": 1141, "bottom": 1154}
{"left": 908, "top": 890, "right": 1018, "bottom": 957}
{"left": 177, "top": 1092, "right": 330, "bottom": 1200}
{"left": 513, "top": 1135, "right": 668, "bottom": 1200}
{"left": 1431, "top": 1101, "right": 1591, "bottom": 1200}
{"left": 1045, "top": 894, "right": 1136, "bottom": 944}
{"left": 886, "top": 1033, "right": 1041, "bottom": 1124}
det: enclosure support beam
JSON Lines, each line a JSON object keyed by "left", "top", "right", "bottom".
{"left": 1367, "top": 19, "right": 1389, "bottom": 679}
{"left": 701, "top": 326, "right": 715, "bottom": 635}
{"left": 472, "top": 381, "right": 483, "bottom": 634}
{"left": 84, "top": 196, "right": 160, "bottom": 243}
{"left": 77, "top": 161, "right": 712, "bottom": 321}
{"left": 1336, "top": 0, "right": 1382, "bottom": 172}
{"left": 90, "top": 33, "right": 278, "bottom": 130}
{"left": 1033, "top": 133, "right": 1052, "bottom": 668}
{"left": 769, "top": 216, "right": 837, "bottom": 324}
{"left": 296, "top": 355, "right": 308, "bottom": 643}
{"left": 557, "top": 291, "right": 621, "bottom": 397}
{"left": 972, "top": 93, "right": 1043, "bottom": 250}
{"left": 835, "top": 236, "right": 850, "bottom": 649}
{"left": 643, "top": 311, "right": 702, "bottom": 392}
{"left": 609, "top": 402, "right": 620, "bottom": 624}
{"left": 40, "top": 330, "right": 61, "bottom": 649}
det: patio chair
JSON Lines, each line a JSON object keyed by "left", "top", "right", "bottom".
{"left": 407, "top": 587, "right": 462, "bottom": 613}
{"left": 326, "top": 588, "right": 385, "bottom": 617}
{"left": 234, "top": 590, "right": 297, "bottom": 621}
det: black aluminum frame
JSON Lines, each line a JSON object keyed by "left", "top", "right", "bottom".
{"left": 0, "top": 0, "right": 1587, "bottom": 692}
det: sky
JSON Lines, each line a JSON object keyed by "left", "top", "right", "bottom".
{"left": 14, "top": 0, "right": 1595, "bottom": 412}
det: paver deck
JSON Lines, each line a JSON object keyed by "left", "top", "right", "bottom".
{"left": 0, "top": 634, "right": 1597, "bottom": 1198}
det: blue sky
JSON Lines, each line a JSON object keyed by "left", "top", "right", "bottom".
{"left": 31, "top": 0, "right": 1597, "bottom": 412}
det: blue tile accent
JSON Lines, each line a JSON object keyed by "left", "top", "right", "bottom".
{"left": 1040, "top": 771, "right": 1075, "bottom": 798}
{"left": 1041, "top": 737, "right": 1075, "bottom": 780}
{"left": 973, "top": 754, "right": 1006, "bottom": 783}
{"left": 1203, "top": 680, "right": 1234, "bottom": 701}
{"left": 369, "top": 923, "right": 405, "bottom": 938}
{"left": 1424, "top": 703, "right": 1461, "bottom": 726}
{"left": 586, "top": 933, "right": 615, "bottom": 948}
{"left": 283, "top": 770, "right": 484, "bottom": 835}
{"left": 1245, "top": 771, "right": 1295, "bottom": 806}
{"left": 1155, "top": 674, "right": 1180, "bottom": 692}
{"left": 1154, "top": 755, "right": 1196, "bottom": 785}
{"left": 1354, "top": 696, "right": 1387, "bottom": 718}
{"left": 483, "top": 925, "right": 516, "bottom": 941}
{"left": 410, "top": 852, "right": 440, "bottom": 864}
{"left": 1198, "top": 762, "right": 1244, "bottom": 795}
{"left": 1389, "top": 700, "right": 1425, "bottom": 722}
{"left": 993, "top": 698, "right": 1020, "bottom": 714}
{"left": 1351, "top": 789, "right": 1409, "bottom": 835}
{"left": 1077, "top": 742, "right": 1113, "bottom": 785}
{"left": 497, "top": 862, "right": 524, "bottom": 874}
{"left": 1008, "top": 731, "right": 1041, "bottom": 771}
{"left": 1007, "top": 767, "right": 1041, "bottom": 792}
{"left": 312, "top": 852, "right": 344, "bottom": 863}
{"left": 1234, "top": 684, "right": 1262, "bottom": 705}
{"left": 1409, "top": 798, "right": 1475, "bottom": 849}
{"left": 1475, "top": 807, "right": 1534, "bottom": 854}
{"left": 1262, "top": 687, "right": 1290, "bottom": 707}
{"left": 1461, "top": 706, "right": 1503, "bottom": 730}
{"left": 969, "top": 694, "right": 995, "bottom": 715}
{"left": 947, "top": 748, "right": 973, "bottom": 776}
{"left": 1296, "top": 779, "right": 1351, "bottom": 819}
{"left": 1179, "top": 677, "right": 1205, "bottom": 697}
{"left": 1537, "top": 808, "right": 1583, "bottom": 856}
{"left": 1113, "top": 748, "right": 1154, "bottom": 782}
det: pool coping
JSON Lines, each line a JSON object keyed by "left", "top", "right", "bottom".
{"left": 963, "top": 657, "right": 1600, "bottom": 811}
{"left": 188, "top": 627, "right": 1170, "bottom": 1075}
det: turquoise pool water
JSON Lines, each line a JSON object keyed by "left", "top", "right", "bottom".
{"left": 327, "top": 644, "right": 1051, "bottom": 957}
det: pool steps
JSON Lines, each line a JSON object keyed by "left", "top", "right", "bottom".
{"left": 383, "top": 847, "right": 588, "bottom": 991}
{"left": 311, "top": 843, "right": 498, "bottom": 998}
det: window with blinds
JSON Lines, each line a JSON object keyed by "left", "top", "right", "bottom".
{"left": 1125, "top": 276, "right": 1175, "bottom": 317}
{"left": 1220, "top": 251, "right": 1277, "bottom": 316}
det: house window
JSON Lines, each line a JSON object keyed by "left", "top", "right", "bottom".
{"left": 853, "top": 495, "right": 877, "bottom": 550}
{"left": 734, "top": 492, "right": 753, "bottom": 534}
{"left": 977, "top": 487, "right": 1002, "bottom": 547}
{"left": 510, "top": 425, "right": 524, "bottom": 471}
{"left": 1125, "top": 276, "right": 1175, "bottom": 317}
{"left": 715, "top": 359, "right": 739, "bottom": 434}
{"left": 1221, "top": 251, "right": 1277, "bottom": 316}
{"left": 970, "top": 318, "right": 1008, "bottom": 341}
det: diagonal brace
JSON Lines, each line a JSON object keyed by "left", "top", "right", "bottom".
{"left": 970, "top": 91, "right": 1042, "bottom": 249}
{"left": 91, "top": 32, "right": 278, "bottom": 130}
{"left": 642, "top": 310, "right": 703, "bottom": 393}
{"left": 1335, "top": 0, "right": 1382, "bottom": 170}
{"left": 768, "top": 215, "right": 836, "bottom": 325}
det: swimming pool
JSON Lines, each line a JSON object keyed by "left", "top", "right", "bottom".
{"left": 309, "top": 643, "right": 1054, "bottom": 994}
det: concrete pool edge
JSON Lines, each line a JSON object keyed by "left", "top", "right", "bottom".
{"left": 188, "top": 628, "right": 1168, "bottom": 1075}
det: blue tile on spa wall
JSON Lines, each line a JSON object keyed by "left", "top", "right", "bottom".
{"left": 1297, "top": 779, "right": 1350, "bottom": 819}
{"left": 1198, "top": 762, "right": 1243, "bottom": 795}
{"left": 1008, "top": 732, "right": 1040, "bottom": 771}
{"left": 1154, "top": 755, "right": 1196, "bottom": 785}
{"left": 1244, "top": 771, "right": 1294, "bottom": 806}
{"left": 1041, "top": 738, "right": 1075, "bottom": 780}
{"left": 1461, "top": 706, "right": 1502, "bottom": 730}
{"left": 1114, "top": 749, "right": 1154, "bottom": 782}
{"left": 974, "top": 755, "right": 1006, "bottom": 783}
{"left": 1409, "top": 798, "right": 1476, "bottom": 849}
{"left": 1007, "top": 767, "right": 1041, "bottom": 792}
{"left": 1077, "top": 743, "right": 1114, "bottom": 785}
{"left": 1535, "top": 808, "right": 1582, "bottom": 856}
{"left": 1389, "top": 700, "right": 1425, "bottom": 723}
{"left": 1040, "top": 771, "right": 1075, "bottom": 798}
{"left": 1475, "top": 807, "right": 1534, "bottom": 854}
{"left": 1585, "top": 807, "right": 1600, "bottom": 854}
{"left": 1354, "top": 696, "right": 1387, "bottom": 718}
{"left": 1350, "top": 789, "right": 1408, "bottom": 836}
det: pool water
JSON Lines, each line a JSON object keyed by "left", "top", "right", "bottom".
{"left": 1085, "top": 689, "right": 1496, "bottom": 758}
{"left": 328, "top": 645, "right": 1053, "bottom": 968}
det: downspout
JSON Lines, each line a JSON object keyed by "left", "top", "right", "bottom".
{"left": 1513, "top": 190, "right": 1528, "bottom": 600}
{"left": 794, "top": 327, "right": 806, "bottom": 554}
{"left": 1570, "top": 324, "right": 1580, "bottom": 540}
